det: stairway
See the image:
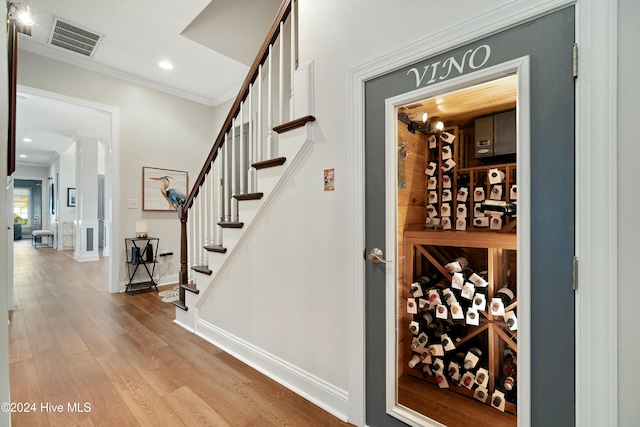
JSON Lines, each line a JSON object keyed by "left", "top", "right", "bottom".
{"left": 173, "top": 110, "right": 315, "bottom": 331}
{"left": 167, "top": 0, "right": 309, "bottom": 330}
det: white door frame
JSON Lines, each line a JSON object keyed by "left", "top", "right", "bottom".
{"left": 381, "top": 57, "right": 530, "bottom": 426}
{"left": 347, "top": 0, "right": 617, "bottom": 426}
{"left": 15, "top": 84, "right": 121, "bottom": 294}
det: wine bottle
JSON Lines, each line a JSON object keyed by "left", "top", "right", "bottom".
{"left": 445, "top": 257, "right": 469, "bottom": 274}
{"left": 447, "top": 351, "right": 466, "bottom": 377}
{"left": 457, "top": 187, "right": 469, "bottom": 202}
{"left": 463, "top": 347, "right": 483, "bottom": 370}
{"left": 408, "top": 354, "right": 421, "bottom": 369}
{"left": 456, "top": 204, "right": 467, "bottom": 218}
{"left": 441, "top": 288, "right": 457, "bottom": 306}
{"left": 431, "top": 358, "right": 444, "bottom": 374}
{"left": 488, "top": 168, "right": 506, "bottom": 184}
{"left": 504, "top": 309, "right": 517, "bottom": 330}
{"left": 491, "top": 286, "right": 515, "bottom": 314}
{"left": 408, "top": 312, "right": 433, "bottom": 335}
{"left": 427, "top": 279, "right": 449, "bottom": 305}
{"left": 472, "top": 286, "right": 488, "bottom": 311}
{"left": 503, "top": 349, "right": 517, "bottom": 390}
{"left": 493, "top": 396, "right": 502, "bottom": 406}
{"left": 425, "top": 322, "right": 443, "bottom": 341}
{"left": 410, "top": 281, "right": 424, "bottom": 298}
{"left": 442, "top": 174, "right": 452, "bottom": 189}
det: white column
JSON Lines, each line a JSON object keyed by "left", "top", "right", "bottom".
{"left": 101, "top": 141, "right": 111, "bottom": 257}
{"left": 74, "top": 136, "right": 100, "bottom": 262}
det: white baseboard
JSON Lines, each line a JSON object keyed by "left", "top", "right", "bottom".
{"left": 195, "top": 318, "right": 349, "bottom": 422}
{"left": 173, "top": 318, "right": 195, "bottom": 333}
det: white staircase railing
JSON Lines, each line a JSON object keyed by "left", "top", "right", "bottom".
{"left": 176, "top": 0, "right": 303, "bottom": 309}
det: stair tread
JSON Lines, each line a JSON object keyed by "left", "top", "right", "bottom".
{"left": 204, "top": 245, "right": 228, "bottom": 253}
{"left": 273, "top": 115, "right": 316, "bottom": 134}
{"left": 234, "top": 192, "right": 264, "bottom": 201}
{"left": 181, "top": 283, "right": 200, "bottom": 294}
{"left": 191, "top": 265, "right": 212, "bottom": 275}
{"left": 218, "top": 221, "right": 244, "bottom": 229}
{"left": 252, "top": 157, "right": 286, "bottom": 170}
{"left": 172, "top": 300, "right": 188, "bottom": 311}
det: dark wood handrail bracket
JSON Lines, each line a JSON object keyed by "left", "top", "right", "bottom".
{"left": 178, "top": 0, "right": 294, "bottom": 308}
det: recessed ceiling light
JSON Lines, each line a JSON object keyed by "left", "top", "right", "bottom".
{"left": 23, "top": 137, "right": 32, "bottom": 142}
{"left": 158, "top": 60, "right": 173, "bottom": 70}
{"left": 19, "top": 154, "right": 27, "bottom": 158}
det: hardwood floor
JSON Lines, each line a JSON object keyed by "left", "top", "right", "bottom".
{"left": 9, "top": 240, "right": 351, "bottom": 427}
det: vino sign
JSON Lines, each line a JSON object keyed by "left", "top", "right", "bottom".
{"left": 407, "top": 44, "right": 492, "bottom": 87}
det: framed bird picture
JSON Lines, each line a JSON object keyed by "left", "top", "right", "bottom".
{"left": 142, "top": 166, "right": 189, "bottom": 211}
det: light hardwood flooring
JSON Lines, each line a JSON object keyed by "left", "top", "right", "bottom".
{"left": 9, "top": 239, "right": 351, "bottom": 427}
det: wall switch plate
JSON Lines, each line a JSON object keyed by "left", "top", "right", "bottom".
{"left": 127, "top": 199, "right": 138, "bottom": 209}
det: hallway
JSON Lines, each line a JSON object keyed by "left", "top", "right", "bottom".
{"left": 8, "top": 240, "right": 349, "bottom": 426}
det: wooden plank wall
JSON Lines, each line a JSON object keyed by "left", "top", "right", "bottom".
{"left": 397, "top": 122, "right": 427, "bottom": 377}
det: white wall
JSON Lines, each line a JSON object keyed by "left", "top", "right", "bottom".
{"left": 617, "top": 0, "right": 639, "bottom": 423}
{"left": 17, "top": 51, "right": 218, "bottom": 289}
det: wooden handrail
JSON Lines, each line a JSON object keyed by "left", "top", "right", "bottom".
{"left": 178, "top": 0, "right": 294, "bottom": 291}
{"left": 181, "top": 0, "right": 293, "bottom": 214}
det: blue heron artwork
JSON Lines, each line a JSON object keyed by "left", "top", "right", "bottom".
{"left": 143, "top": 167, "right": 188, "bottom": 211}
{"left": 150, "top": 176, "right": 187, "bottom": 210}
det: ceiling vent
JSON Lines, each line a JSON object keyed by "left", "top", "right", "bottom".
{"left": 48, "top": 17, "right": 103, "bottom": 58}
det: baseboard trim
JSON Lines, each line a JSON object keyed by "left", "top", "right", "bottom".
{"left": 195, "top": 318, "right": 349, "bottom": 422}
{"left": 173, "top": 318, "right": 195, "bottom": 333}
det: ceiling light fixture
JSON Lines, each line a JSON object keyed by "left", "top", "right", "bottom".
{"left": 158, "top": 60, "right": 174, "bottom": 70}
{"left": 23, "top": 137, "right": 32, "bottom": 142}
{"left": 9, "top": 2, "right": 33, "bottom": 26}
{"left": 19, "top": 154, "right": 27, "bottom": 158}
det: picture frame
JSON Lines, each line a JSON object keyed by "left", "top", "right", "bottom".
{"left": 143, "top": 167, "right": 188, "bottom": 211}
{"left": 67, "top": 187, "right": 76, "bottom": 207}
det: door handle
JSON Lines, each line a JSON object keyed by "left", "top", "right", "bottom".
{"left": 367, "top": 248, "right": 391, "bottom": 264}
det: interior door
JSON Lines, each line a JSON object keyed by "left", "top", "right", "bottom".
{"left": 364, "top": 7, "right": 575, "bottom": 426}
{"left": 6, "top": 179, "right": 14, "bottom": 311}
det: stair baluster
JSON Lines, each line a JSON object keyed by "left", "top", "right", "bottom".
{"left": 176, "top": 0, "right": 308, "bottom": 310}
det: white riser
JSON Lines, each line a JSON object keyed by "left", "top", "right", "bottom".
{"left": 193, "top": 270, "right": 213, "bottom": 290}
{"left": 178, "top": 123, "right": 313, "bottom": 330}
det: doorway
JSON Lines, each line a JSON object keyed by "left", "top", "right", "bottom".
{"left": 13, "top": 85, "right": 120, "bottom": 293}
{"left": 358, "top": 7, "right": 575, "bottom": 427}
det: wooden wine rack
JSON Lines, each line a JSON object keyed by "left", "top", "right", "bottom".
{"left": 425, "top": 125, "right": 517, "bottom": 231}
{"left": 403, "top": 230, "right": 518, "bottom": 415}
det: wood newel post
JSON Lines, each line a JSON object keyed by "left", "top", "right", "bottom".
{"left": 178, "top": 201, "right": 189, "bottom": 302}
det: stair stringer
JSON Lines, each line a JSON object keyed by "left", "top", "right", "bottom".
{"left": 193, "top": 124, "right": 314, "bottom": 312}
{"left": 174, "top": 126, "right": 311, "bottom": 329}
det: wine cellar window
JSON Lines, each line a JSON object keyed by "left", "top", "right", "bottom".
{"left": 396, "top": 75, "right": 518, "bottom": 426}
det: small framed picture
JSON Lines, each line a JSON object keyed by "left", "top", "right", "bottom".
{"left": 324, "top": 168, "right": 335, "bottom": 191}
{"left": 67, "top": 188, "right": 76, "bottom": 207}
